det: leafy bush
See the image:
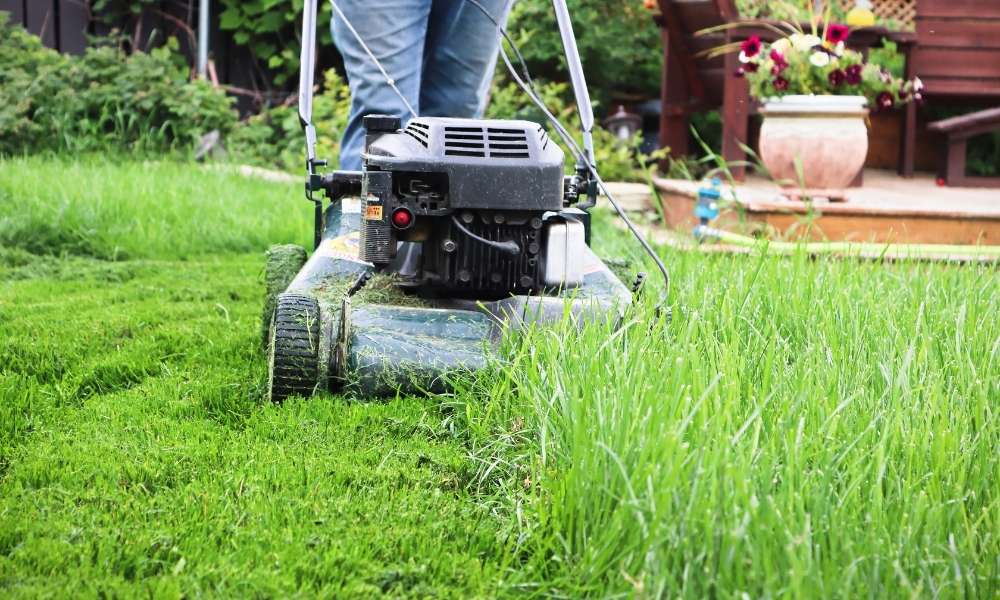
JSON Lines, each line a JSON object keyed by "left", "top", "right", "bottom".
{"left": 0, "top": 13, "right": 70, "bottom": 154}
{"left": 217, "top": 0, "right": 333, "bottom": 88}
{"left": 228, "top": 69, "right": 351, "bottom": 171}
{"left": 0, "top": 13, "right": 238, "bottom": 156}
{"left": 487, "top": 77, "right": 647, "bottom": 182}
{"left": 507, "top": 0, "right": 662, "bottom": 106}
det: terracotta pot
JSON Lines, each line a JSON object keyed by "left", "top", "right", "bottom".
{"left": 758, "top": 95, "right": 869, "bottom": 194}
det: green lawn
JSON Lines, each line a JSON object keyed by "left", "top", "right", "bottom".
{"left": 1, "top": 157, "right": 997, "bottom": 597}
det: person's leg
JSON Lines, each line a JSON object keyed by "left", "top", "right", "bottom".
{"left": 418, "top": 0, "right": 512, "bottom": 118}
{"left": 331, "top": 0, "right": 431, "bottom": 170}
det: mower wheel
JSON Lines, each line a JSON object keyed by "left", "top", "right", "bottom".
{"left": 268, "top": 293, "right": 321, "bottom": 403}
{"left": 261, "top": 244, "right": 307, "bottom": 348}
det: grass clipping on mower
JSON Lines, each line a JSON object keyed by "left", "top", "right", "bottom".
{"left": 314, "top": 272, "right": 435, "bottom": 308}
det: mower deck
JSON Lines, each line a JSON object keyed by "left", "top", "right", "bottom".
{"left": 265, "top": 201, "right": 632, "bottom": 400}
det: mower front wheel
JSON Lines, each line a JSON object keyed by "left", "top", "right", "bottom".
{"left": 267, "top": 293, "right": 322, "bottom": 403}
{"left": 261, "top": 244, "right": 307, "bottom": 348}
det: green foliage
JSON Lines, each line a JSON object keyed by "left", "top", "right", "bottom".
{"left": 0, "top": 13, "right": 68, "bottom": 154}
{"left": 218, "top": 0, "right": 333, "bottom": 87}
{"left": 88, "top": 0, "right": 160, "bottom": 22}
{"left": 487, "top": 77, "right": 648, "bottom": 181}
{"left": 228, "top": 69, "right": 351, "bottom": 172}
{"left": 736, "top": 0, "right": 849, "bottom": 21}
{"left": 507, "top": 0, "right": 662, "bottom": 105}
{"left": 0, "top": 14, "right": 237, "bottom": 156}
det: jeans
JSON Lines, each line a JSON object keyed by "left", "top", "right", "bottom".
{"left": 331, "top": 0, "right": 511, "bottom": 170}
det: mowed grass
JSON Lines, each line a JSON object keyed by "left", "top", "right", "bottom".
{"left": 1, "top": 156, "right": 997, "bottom": 597}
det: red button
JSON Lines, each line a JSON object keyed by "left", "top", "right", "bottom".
{"left": 391, "top": 208, "right": 413, "bottom": 229}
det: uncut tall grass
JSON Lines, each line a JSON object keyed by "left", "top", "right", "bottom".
{"left": 458, "top": 249, "right": 998, "bottom": 597}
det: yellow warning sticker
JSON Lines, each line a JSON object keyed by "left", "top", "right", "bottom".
{"left": 317, "top": 232, "right": 368, "bottom": 264}
{"left": 364, "top": 204, "right": 383, "bottom": 220}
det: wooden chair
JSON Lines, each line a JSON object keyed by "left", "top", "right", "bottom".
{"left": 899, "top": 0, "right": 1000, "bottom": 180}
{"left": 927, "top": 108, "right": 1000, "bottom": 187}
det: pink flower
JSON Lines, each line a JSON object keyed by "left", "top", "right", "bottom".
{"left": 745, "top": 61, "right": 759, "bottom": 73}
{"left": 770, "top": 49, "right": 789, "bottom": 75}
{"left": 845, "top": 64, "right": 863, "bottom": 85}
{"left": 773, "top": 76, "right": 790, "bottom": 91}
{"left": 828, "top": 69, "right": 846, "bottom": 86}
{"left": 740, "top": 35, "right": 762, "bottom": 58}
{"left": 734, "top": 67, "right": 745, "bottom": 78}
{"left": 876, "top": 92, "right": 894, "bottom": 110}
{"left": 826, "top": 24, "right": 850, "bottom": 44}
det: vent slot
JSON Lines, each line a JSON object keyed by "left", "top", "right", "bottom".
{"left": 404, "top": 124, "right": 429, "bottom": 148}
{"left": 404, "top": 131, "right": 428, "bottom": 147}
{"left": 487, "top": 129, "right": 528, "bottom": 158}
{"left": 445, "top": 149, "right": 487, "bottom": 157}
{"left": 404, "top": 123, "right": 430, "bottom": 148}
{"left": 445, "top": 126, "right": 486, "bottom": 157}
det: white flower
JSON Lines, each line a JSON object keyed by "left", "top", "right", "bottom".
{"left": 791, "top": 33, "right": 822, "bottom": 52}
{"left": 834, "top": 41, "right": 845, "bottom": 56}
{"left": 739, "top": 51, "right": 750, "bottom": 64}
{"left": 913, "top": 76, "right": 924, "bottom": 91}
{"left": 810, "top": 52, "right": 831, "bottom": 67}
{"left": 771, "top": 38, "right": 791, "bottom": 54}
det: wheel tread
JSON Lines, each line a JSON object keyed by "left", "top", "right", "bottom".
{"left": 269, "top": 294, "right": 321, "bottom": 402}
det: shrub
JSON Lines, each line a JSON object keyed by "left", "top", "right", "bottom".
{"left": 507, "top": 0, "right": 662, "bottom": 106}
{"left": 0, "top": 13, "right": 70, "bottom": 155}
{"left": 487, "top": 77, "right": 647, "bottom": 182}
{"left": 228, "top": 69, "right": 351, "bottom": 172}
{"left": 0, "top": 13, "right": 238, "bottom": 156}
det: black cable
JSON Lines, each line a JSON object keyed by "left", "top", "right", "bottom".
{"left": 461, "top": 0, "right": 671, "bottom": 301}
{"left": 451, "top": 215, "right": 521, "bottom": 256}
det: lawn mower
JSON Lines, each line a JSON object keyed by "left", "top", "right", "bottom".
{"left": 263, "top": 0, "right": 669, "bottom": 400}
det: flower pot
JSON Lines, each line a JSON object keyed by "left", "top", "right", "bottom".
{"left": 758, "top": 95, "right": 868, "bottom": 198}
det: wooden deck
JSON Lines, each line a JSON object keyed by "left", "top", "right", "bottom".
{"left": 654, "top": 170, "right": 1000, "bottom": 245}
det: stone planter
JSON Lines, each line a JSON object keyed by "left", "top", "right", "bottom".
{"left": 758, "top": 95, "right": 869, "bottom": 199}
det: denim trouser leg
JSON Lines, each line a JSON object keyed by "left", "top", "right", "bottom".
{"left": 420, "top": 0, "right": 511, "bottom": 118}
{"left": 331, "top": 0, "right": 431, "bottom": 171}
{"left": 331, "top": 0, "right": 511, "bottom": 170}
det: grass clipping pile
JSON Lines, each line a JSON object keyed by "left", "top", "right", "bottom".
{"left": 265, "top": 242, "right": 433, "bottom": 310}
{"left": 318, "top": 273, "right": 435, "bottom": 308}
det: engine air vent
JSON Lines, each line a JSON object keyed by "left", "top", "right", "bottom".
{"left": 404, "top": 122, "right": 429, "bottom": 148}
{"left": 487, "top": 127, "right": 529, "bottom": 158}
{"left": 444, "top": 126, "right": 485, "bottom": 157}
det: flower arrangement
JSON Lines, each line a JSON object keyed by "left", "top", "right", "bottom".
{"left": 733, "top": 25, "right": 922, "bottom": 111}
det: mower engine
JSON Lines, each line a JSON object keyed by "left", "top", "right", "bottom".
{"left": 352, "top": 115, "right": 588, "bottom": 298}
{"left": 264, "top": 0, "right": 641, "bottom": 401}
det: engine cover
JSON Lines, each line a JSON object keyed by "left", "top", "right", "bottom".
{"left": 357, "top": 116, "right": 583, "bottom": 298}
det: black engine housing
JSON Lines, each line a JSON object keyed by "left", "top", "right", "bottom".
{"left": 357, "top": 116, "right": 574, "bottom": 298}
